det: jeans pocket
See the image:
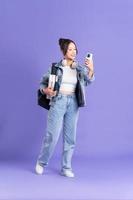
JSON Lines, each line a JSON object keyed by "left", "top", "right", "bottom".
{"left": 56, "top": 94, "right": 63, "bottom": 101}
{"left": 50, "top": 94, "right": 63, "bottom": 106}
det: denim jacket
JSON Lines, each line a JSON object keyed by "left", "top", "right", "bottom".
{"left": 39, "top": 60, "right": 95, "bottom": 107}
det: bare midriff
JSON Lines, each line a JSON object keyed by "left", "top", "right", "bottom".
{"left": 59, "top": 90, "right": 75, "bottom": 95}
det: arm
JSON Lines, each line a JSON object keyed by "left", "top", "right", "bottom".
{"left": 39, "top": 67, "right": 51, "bottom": 94}
{"left": 83, "top": 59, "right": 95, "bottom": 86}
{"left": 39, "top": 66, "right": 57, "bottom": 97}
{"left": 79, "top": 65, "right": 95, "bottom": 86}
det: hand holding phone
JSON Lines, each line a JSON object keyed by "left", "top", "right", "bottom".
{"left": 85, "top": 52, "right": 94, "bottom": 72}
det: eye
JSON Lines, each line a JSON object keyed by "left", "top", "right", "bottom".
{"left": 68, "top": 48, "right": 76, "bottom": 51}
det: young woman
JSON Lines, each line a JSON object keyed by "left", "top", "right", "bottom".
{"left": 35, "top": 38, "right": 95, "bottom": 178}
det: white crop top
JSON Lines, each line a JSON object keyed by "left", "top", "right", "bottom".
{"left": 59, "top": 66, "right": 77, "bottom": 93}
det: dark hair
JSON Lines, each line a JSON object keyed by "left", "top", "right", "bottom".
{"left": 58, "top": 38, "right": 78, "bottom": 56}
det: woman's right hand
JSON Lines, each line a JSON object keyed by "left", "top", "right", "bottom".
{"left": 43, "top": 87, "right": 57, "bottom": 97}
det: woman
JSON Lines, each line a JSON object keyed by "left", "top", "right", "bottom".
{"left": 35, "top": 38, "right": 95, "bottom": 177}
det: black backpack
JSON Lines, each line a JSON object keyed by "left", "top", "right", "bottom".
{"left": 37, "top": 89, "right": 50, "bottom": 110}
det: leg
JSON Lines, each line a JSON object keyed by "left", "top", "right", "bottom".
{"left": 37, "top": 99, "right": 66, "bottom": 167}
{"left": 62, "top": 96, "right": 79, "bottom": 171}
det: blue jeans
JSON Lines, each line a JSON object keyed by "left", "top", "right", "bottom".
{"left": 37, "top": 93, "right": 79, "bottom": 171}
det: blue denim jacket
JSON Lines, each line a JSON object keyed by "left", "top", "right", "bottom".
{"left": 40, "top": 60, "right": 95, "bottom": 107}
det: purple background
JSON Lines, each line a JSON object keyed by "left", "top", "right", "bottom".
{"left": 0, "top": 0, "right": 133, "bottom": 199}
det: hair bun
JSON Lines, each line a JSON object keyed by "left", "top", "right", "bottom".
{"left": 59, "top": 38, "right": 66, "bottom": 46}
{"left": 58, "top": 37, "right": 78, "bottom": 56}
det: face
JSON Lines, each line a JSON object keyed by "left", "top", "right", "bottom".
{"left": 65, "top": 42, "right": 77, "bottom": 61}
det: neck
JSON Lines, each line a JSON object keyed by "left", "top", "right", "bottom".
{"left": 64, "top": 58, "right": 73, "bottom": 66}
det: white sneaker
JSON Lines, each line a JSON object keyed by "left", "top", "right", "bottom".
{"left": 35, "top": 163, "right": 44, "bottom": 175}
{"left": 61, "top": 169, "right": 75, "bottom": 178}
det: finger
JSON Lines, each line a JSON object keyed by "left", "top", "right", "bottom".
{"left": 86, "top": 61, "right": 90, "bottom": 65}
{"left": 53, "top": 91, "right": 56, "bottom": 95}
{"left": 85, "top": 63, "right": 89, "bottom": 66}
{"left": 54, "top": 91, "right": 57, "bottom": 96}
{"left": 49, "top": 88, "right": 54, "bottom": 92}
{"left": 51, "top": 92, "right": 56, "bottom": 97}
{"left": 48, "top": 87, "right": 53, "bottom": 91}
{"left": 85, "top": 58, "right": 90, "bottom": 62}
{"left": 50, "top": 91, "right": 55, "bottom": 96}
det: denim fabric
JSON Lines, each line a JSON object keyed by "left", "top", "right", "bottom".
{"left": 38, "top": 93, "right": 79, "bottom": 170}
{"left": 39, "top": 60, "right": 95, "bottom": 107}
{"left": 37, "top": 60, "right": 95, "bottom": 171}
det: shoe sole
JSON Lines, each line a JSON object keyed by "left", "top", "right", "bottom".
{"left": 60, "top": 171, "right": 74, "bottom": 178}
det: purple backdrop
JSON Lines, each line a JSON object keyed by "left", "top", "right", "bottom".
{"left": 0, "top": 0, "right": 132, "bottom": 160}
{"left": 0, "top": 0, "right": 133, "bottom": 199}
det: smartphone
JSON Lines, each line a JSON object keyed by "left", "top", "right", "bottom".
{"left": 86, "top": 53, "right": 93, "bottom": 60}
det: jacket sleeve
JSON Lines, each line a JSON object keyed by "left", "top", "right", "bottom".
{"left": 80, "top": 66, "right": 95, "bottom": 86}
{"left": 39, "top": 67, "right": 51, "bottom": 94}
{"left": 84, "top": 66, "right": 95, "bottom": 86}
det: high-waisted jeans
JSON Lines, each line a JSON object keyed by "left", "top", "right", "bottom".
{"left": 37, "top": 92, "right": 79, "bottom": 171}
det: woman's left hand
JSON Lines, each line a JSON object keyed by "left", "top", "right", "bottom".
{"left": 85, "top": 58, "right": 94, "bottom": 72}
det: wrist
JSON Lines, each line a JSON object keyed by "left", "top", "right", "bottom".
{"left": 89, "top": 68, "right": 94, "bottom": 73}
{"left": 89, "top": 69, "right": 94, "bottom": 74}
{"left": 88, "top": 70, "right": 94, "bottom": 79}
